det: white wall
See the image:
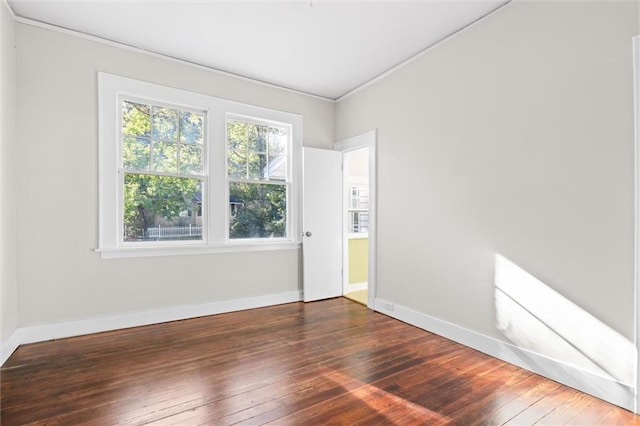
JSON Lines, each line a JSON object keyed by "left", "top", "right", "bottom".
{"left": 7, "top": 0, "right": 640, "bottom": 409}
{"left": 345, "top": 147, "right": 369, "bottom": 181}
{"left": 337, "top": 0, "right": 638, "bottom": 387}
{"left": 1, "top": 1, "right": 18, "bottom": 352}
{"left": 14, "top": 22, "right": 335, "bottom": 328}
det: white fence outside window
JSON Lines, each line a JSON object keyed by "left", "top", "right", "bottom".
{"left": 144, "top": 225, "right": 203, "bottom": 240}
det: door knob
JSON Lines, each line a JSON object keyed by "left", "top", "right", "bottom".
{"left": 305, "top": 231, "right": 312, "bottom": 237}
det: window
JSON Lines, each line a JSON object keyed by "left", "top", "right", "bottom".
{"left": 348, "top": 185, "right": 369, "bottom": 233}
{"left": 227, "top": 119, "right": 290, "bottom": 240}
{"left": 121, "top": 100, "right": 206, "bottom": 242}
{"left": 98, "top": 73, "right": 301, "bottom": 258}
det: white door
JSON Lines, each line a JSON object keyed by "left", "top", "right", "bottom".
{"left": 302, "top": 147, "right": 343, "bottom": 302}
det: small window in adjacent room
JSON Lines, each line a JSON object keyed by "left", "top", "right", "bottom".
{"left": 348, "top": 185, "right": 369, "bottom": 233}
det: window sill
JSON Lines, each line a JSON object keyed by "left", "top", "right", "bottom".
{"left": 96, "top": 241, "right": 301, "bottom": 259}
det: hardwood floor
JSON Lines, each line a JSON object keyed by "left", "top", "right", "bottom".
{"left": 1, "top": 298, "right": 638, "bottom": 425}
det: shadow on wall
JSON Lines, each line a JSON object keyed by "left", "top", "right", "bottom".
{"left": 494, "top": 254, "right": 635, "bottom": 386}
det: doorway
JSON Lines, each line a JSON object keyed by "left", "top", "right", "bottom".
{"left": 342, "top": 147, "right": 370, "bottom": 305}
{"left": 335, "top": 130, "right": 377, "bottom": 309}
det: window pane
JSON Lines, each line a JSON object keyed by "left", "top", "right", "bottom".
{"left": 268, "top": 155, "right": 287, "bottom": 181}
{"left": 249, "top": 124, "right": 267, "bottom": 152}
{"left": 248, "top": 152, "right": 267, "bottom": 180}
{"left": 227, "top": 121, "right": 248, "bottom": 151}
{"left": 152, "top": 107, "right": 178, "bottom": 141}
{"left": 180, "top": 111, "right": 204, "bottom": 144}
{"left": 123, "top": 136, "right": 150, "bottom": 171}
{"left": 228, "top": 150, "right": 246, "bottom": 178}
{"left": 268, "top": 127, "right": 287, "bottom": 155}
{"left": 229, "top": 182, "right": 286, "bottom": 239}
{"left": 179, "top": 144, "right": 203, "bottom": 175}
{"left": 348, "top": 211, "right": 369, "bottom": 233}
{"left": 227, "top": 120, "right": 289, "bottom": 184}
{"left": 350, "top": 187, "right": 359, "bottom": 209}
{"left": 152, "top": 141, "right": 178, "bottom": 173}
{"left": 122, "top": 101, "right": 150, "bottom": 137}
{"left": 123, "top": 174, "right": 203, "bottom": 242}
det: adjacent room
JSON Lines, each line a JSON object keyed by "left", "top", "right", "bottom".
{"left": 2, "top": 0, "right": 640, "bottom": 423}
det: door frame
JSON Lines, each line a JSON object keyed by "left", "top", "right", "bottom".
{"left": 633, "top": 35, "right": 640, "bottom": 414}
{"left": 341, "top": 171, "right": 369, "bottom": 296}
{"left": 335, "top": 130, "right": 377, "bottom": 309}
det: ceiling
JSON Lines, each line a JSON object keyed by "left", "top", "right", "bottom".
{"left": 8, "top": 1, "right": 508, "bottom": 100}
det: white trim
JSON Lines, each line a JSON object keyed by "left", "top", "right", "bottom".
{"left": 12, "top": 15, "right": 334, "bottom": 103}
{"left": 336, "top": 1, "right": 511, "bottom": 102}
{"left": 342, "top": 155, "right": 351, "bottom": 295}
{"left": 634, "top": 34, "right": 640, "bottom": 414}
{"left": 1, "top": 290, "right": 302, "bottom": 366}
{"left": 374, "top": 298, "right": 635, "bottom": 412}
{"left": 1, "top": 330, "right": 21, "bottom": 366}
{"left": 2, "top": 0, "right": 16, "bottom": 19}
{"left": 335, "top": 130, "right": 377, "bottom": 310}
{"left": 96, "top": 241, "right": 300, "bottom": 259}
{"left": 346, "top": 281, "right": 368, "bottom": 292}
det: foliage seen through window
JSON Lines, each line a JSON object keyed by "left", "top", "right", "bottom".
{"left": 227, "top": 120, "right": 289, "bottom": 239}
{"left": 121, "top": 100, "right": 205, "bottom": 242}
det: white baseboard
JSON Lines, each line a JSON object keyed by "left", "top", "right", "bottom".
{"left": 373, "top": 298, "right": 635, "bottom": 412}
{"left": 1, "top": 330, "right": 21, "bottom": 366}
{"left": 1, "top": 290, "right": 302, "bottom": 366}
{"left": 346, "top": 282, "right": 368, "bottom": 292}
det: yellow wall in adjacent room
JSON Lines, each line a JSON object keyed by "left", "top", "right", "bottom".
{"left": 348, "top": 237, "right": 368, "bottom": 284}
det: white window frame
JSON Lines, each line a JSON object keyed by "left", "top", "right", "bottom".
{"left": 97, "top": 73, "right": 302, "bottom": 259}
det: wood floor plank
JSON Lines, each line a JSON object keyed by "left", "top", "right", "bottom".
{"left": 596, "top": 405, "right": 640, "bottom": 425}
{"left": 533, "top": 389, "right": 597, "bottom": 425}
{"left": 564, "top": 398, "right": 618, "bottom": 426}
{"left": 502, "top": 384, "right": 580, "bottom": 425}
{"left": 1, "top": 298, "right": 637, "bottom": 425}
{"left": 436, "top": 364, "right": 534, "bottom": 423}
{"left": 475, "top": 375, "right": 563, "bottom": 425}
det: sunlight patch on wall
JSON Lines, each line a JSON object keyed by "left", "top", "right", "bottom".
{"left": 494, "top": 254, "right": 635, "bottom": 386}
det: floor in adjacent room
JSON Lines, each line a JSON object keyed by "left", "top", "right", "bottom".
{"left": 343, "top": 289, "right": 368, "bottom": 306}
{"left": 1, "top": 298, "right": 638, "bottom": 425}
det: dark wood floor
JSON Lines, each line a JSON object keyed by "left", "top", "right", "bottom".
{"left": 1, "top": 298, "right": 638, "bottom": 425}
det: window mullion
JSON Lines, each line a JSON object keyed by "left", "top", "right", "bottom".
{"left": 120, "top": 168, "right": 204, "bottom": 180}
{"left": 209, "top": 109, "right": 228, "bottom": 244}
